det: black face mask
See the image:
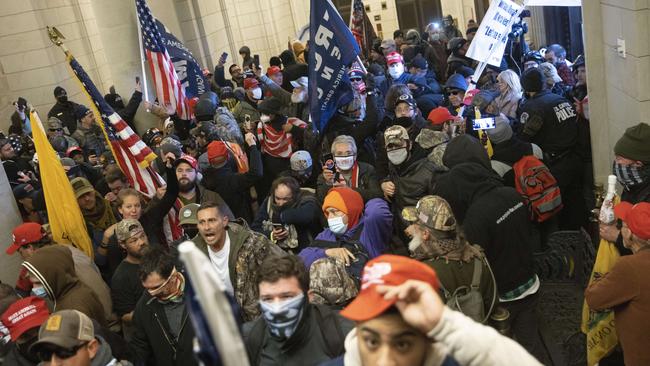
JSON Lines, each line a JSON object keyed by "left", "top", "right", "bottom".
{"left": 183, "top": 226, "right": 199, "bottom": 239}
{"left": 394, "top": 116, "right": 413, "bottom": 128}
{"left": 56, "top": 95, "right": 68, "bottom": 103}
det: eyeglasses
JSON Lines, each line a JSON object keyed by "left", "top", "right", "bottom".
{"left": 349, "top": 77, "right": 362, "bottom": 82}
{"left": 447, "top": 90, "right": 463, "bottom": 96}
{"left": 37, "top": 342, "right": 88, "bottom": 361}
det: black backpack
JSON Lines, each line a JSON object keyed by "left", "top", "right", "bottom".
{"left": 245, "top": 304, "right": 345, "bottom": 365}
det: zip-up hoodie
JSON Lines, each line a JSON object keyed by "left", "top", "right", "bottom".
{"left": 22, "top": 245, "right": 107, "bottom": 327}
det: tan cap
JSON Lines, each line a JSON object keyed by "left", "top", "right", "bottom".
{"left": 70, "top": 177, "right": 95, "bottom": 199}
{"left": 384, "top": 125, "right": 409, "bottom": 147}
{"left": 115, "top": 219, "right": 144, "bottom": 242}
{"left": 401, "top": 195, "right": 456, "bottom": 232}
{"left": 31, "top": 310, "right": 94, "bottom": 351}
{"left": 179, "top": 203, "right": 200, "bottom": 226}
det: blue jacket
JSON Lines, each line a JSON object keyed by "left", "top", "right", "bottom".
{"left": 298, "top": 199, "right": 393, "bottom": 269}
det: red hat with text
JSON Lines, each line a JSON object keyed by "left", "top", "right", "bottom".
{"left": 427, "top": 107, "right": 455, "bottom": 126}
{"left": 614, "top": 201, "right": 650, "bottom": 240}
{"left": 386, "top": 52, "right": 404, "bottom": 66}
{"left": 340, "top": 255, "right": 439, "bottom": 321}
{"left": 6, "top": 223, "right": 45, "bottom": 255}
{"left": 174, "top": 154, "right": 198, "bottom": 170}
{"left": 1, "top": 296, "right": 50, "bottom": 341}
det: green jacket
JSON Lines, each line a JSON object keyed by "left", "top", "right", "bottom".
{"left": 232, "top": 99, "right": 260, "bottom": 126}
{"left": 192, "top": 222, "right": 285, "bottom": 321}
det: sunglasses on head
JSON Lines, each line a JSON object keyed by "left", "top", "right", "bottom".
{"left": 37, "top": 342, "right": 88, "bottom": 361}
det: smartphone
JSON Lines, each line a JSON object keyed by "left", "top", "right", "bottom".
{"left": 253, "top": 54, "right": 260, "bottom": 68}
{"left": 220, "top": 52, "right": 228, "bottom": 64}
{"left": 473, "top": 117, "right": 496, "bottom": 130}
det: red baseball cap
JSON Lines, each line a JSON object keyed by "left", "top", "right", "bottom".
{"left": 267, "top": 66, "right": 281, "bottom": 76}
{"left": 1, "top": 296, "right": 49, "bottom": 340}
{"left": 7, "top": 223, "right": 45, "bottom": 255}
{"left": 615, "top": 202, "right": 650, "bottom": 240}
{"left": 427, "top": 107, "right": 455, "bottom": 126}
{"left": 175, "top": 154, "right": 198, "bottom": 171}
{"left": 386, "top": 52, "right": 404, "bottom": 66}
{"left": 340, "top": 255, "right": 439, "bottom": 322}
{"left": 207, "top": 141, "right": 229, "bottom": 165}
{"left": 243, "top": 78, "right": 259, "bottom": 90}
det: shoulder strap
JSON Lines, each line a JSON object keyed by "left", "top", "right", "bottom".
{"left": 246, "top": 318, "right": 268, "bottom": 365}
{"left": 349, "top": 223, "right": 364, "bottom": 242}
{"left": 470, "top": 257, "right": 482, "bottom": 288}
{"left": 313, "top": 305, "right": 345, "bottom": 358}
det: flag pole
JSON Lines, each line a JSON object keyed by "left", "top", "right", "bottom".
{"left": 134, "top": 1, "right": 150, "bottom": 102}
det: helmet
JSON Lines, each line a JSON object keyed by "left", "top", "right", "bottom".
{"left": 523, "top": 51, "right": 544, "bottom": 64}
{"left": 572, "top": 55, "right": 586, "bottom": 71}
{"left": 142, "top": 128, "right": 162, "bottom": 147}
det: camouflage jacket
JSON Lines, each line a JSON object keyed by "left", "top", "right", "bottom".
{"left": 191, "top": 221, "right": 285, "bottom": 321}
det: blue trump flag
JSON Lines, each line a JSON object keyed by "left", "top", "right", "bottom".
{"left": 309, "top": 0, "right": 360, "bottom": 132}
{"left": 154, "top": 19, "right": 208, "bottom": 99}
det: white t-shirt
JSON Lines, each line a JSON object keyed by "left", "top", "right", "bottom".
{"left": 207, "top": 232, "right": 234, "bottom": 295}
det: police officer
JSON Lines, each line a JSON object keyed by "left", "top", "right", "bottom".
{"left": 518, "top": 67, "right": 586, "bottom": 230}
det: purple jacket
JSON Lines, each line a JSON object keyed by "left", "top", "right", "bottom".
{"left": 299, "top": 198, "right": 393, "bottom": 268}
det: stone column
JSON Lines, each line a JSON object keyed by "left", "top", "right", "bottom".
{"left": 0, "top": 163, "right": 27, "bottom": 285}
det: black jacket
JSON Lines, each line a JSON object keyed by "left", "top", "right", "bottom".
{"left": 243, "top": 303, "right": 353, "bottom": 366}
{"left": 316, "top": 161, "right": 382, "bottom": 203}
{"left": 201, "top": 145, "right": 263, "bottom": 222}
{"left": 130, "top": 294, "right": 197, "bottom": 366}
{"left": 116, "top": 90, "right": 143, "bottom": 128}
{"left": 47, "top": 100, "right": 80, "bottom": 135}
{"left": 435, "top": 162, "right": 537, "bottom": 295}
{"left": 251, "top": 193, "right": 323, "bottom": 250}
{"left": 518, "top": 90, "right": 578, "bottom": 154}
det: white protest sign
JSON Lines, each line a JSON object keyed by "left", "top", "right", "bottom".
{"left": 466, "top": 0, "right": 523, "bottom": 67}
{"left": 528, "top": 0, "right": 580, "bottom": 6}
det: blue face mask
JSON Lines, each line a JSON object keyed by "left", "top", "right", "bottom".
{"left": 328, "top": 216, "right": 348, "bottom": 235}
{"left": 259, "top": 293, "right": 305, "bottom": 339}
{"left": 31, "top": 286, "right": 48, "bottom": 299}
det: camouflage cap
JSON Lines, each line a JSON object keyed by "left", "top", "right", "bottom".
{"left": 401, "top": 195, "right": 456, "bottom": 231}
{"left": 384, "top": 125, "right": 409, "bottom": 147}
{"left": 427, "top": 143, "right": 448, "bottom": 168}
{"left": 115, "top": 219, "right": 144, "bottom": 242}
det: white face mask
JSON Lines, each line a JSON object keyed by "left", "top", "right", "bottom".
{"left": 408, "top": 231, "right": 424, "bottom": 252}
{"left": 260, "top": 114, "right": 271, "bottom": 123}
{"left": 328, "top": 216, "right": 347, "bottom": 235}
{"left": 389, "top": 63, "right": 405, "bottom": 80}
{"left": 387, "top": 147, "right": 408, "bottom": 165}
{"left": 251, "top": 87, "right": 262, "bottom": 100}
{"left": 334, "top": 156, "right": 355, "bottom": 171}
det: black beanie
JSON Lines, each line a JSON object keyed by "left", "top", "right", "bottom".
{"left": 54, "top": 86, "right": 66, "bottom": 97}
{"left": 520, "top": 67, "right": 545, "bottom": 93}
{"left": 614, "top": 123, "right": 650, "bottom": 161}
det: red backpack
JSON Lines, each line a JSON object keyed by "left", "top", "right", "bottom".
{"left": 512, "top": 156, "right": 563, "bottom": 222}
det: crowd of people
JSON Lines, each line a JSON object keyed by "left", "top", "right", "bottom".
{"left": 0, "top": 13, "right": 648, "bottom": 366}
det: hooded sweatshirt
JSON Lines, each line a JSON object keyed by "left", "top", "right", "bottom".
{"left": 22, "top": 245, "right": 107, "bottom": 327}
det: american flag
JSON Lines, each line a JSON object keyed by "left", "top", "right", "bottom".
{"left": 67, "top": 56, "right": 182, "bottom": 243}
{"left": 136, "top": 0, "right": 191, "bottom": 120}
{"left": 350, "top": 0, "right": 377, "bottom": 60}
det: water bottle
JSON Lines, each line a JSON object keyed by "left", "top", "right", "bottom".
{"left": 599, "top": 175, "right": 618, "bottom": 224}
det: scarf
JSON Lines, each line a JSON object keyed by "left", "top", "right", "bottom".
{"left": 82, "top": 193, "right": 116, "bottom": 231}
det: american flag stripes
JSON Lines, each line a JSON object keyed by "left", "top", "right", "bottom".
{"left": 136, "top": 0, "right": 191, "bottom": 120}
{"left": 67, "top": 55, "right": 182, "bottom": 243}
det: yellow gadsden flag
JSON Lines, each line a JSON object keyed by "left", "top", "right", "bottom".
{"left": 581, "top": 237, "right": 620, "bottom": 365}
{"left": 30, "top": 110, "right": 93, "bottom": 258}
